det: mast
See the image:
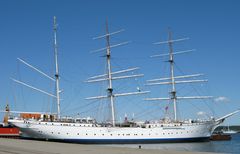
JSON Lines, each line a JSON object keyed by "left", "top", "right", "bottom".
{"left": 105, "top": 20, "right": 115, "bottom": 126}
{"left": 168, "top": 30, "right": 177, "bottom": 121}
{"left": 11, "top": 17, "right": 61, "bottom": 118}
{"left": 86, "top": 21, "right": 149, "bottom": 126}
{"left": 145, "top": 29, "right": 213, "bottom": 122}
{"left": 53, "top": 16, "right": 61, "bottom": 120}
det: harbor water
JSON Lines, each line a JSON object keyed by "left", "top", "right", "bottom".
{"left": 106, "top": 133, "right": 240, "bottom": 154}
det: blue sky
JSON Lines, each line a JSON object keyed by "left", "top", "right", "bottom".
{"left": 0, "top": 0, "right": 240, "bottom": 125}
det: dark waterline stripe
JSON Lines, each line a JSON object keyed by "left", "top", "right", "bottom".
{"left": 21, "top": 137, "right": 210, "bottom": 144}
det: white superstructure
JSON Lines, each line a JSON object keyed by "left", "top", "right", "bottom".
{"left": 8, "top": 18, "right": 240, "bottom": 144}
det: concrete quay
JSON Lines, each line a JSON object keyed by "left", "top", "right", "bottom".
{"left": 0, "top": 138, "right": 216, "bottom": 154}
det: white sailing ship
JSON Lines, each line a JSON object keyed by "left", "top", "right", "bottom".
{"left": 222, "top": 125, "right": 238, "bottom": 134}
{"left": 8, "top": 17, "right": 239, "bottom": 144}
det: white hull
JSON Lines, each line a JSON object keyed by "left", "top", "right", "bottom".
{"left": 9, "top": 119, "right": 218, "bottom": 143}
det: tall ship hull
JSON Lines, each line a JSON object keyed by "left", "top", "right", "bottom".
{"left": 8, "top": 18, "right": 240, "bottom": 144}
{"left": 9, "top": 119, "right": 218, "bottom": 143}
